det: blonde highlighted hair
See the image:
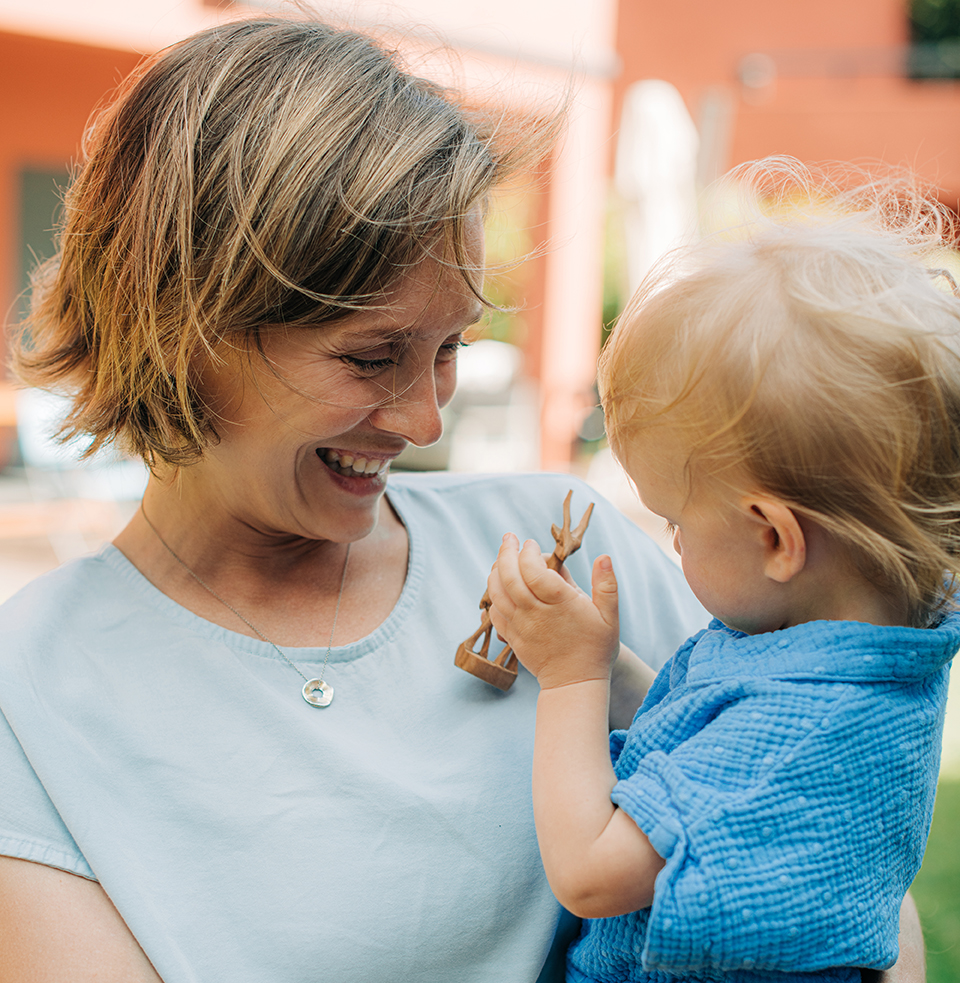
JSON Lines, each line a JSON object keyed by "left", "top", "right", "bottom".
{"left": 599, "top": 159, "right": 960, "bottom": 626}
{"left": 14, "top": 16, "right": 544, "bottom": 465}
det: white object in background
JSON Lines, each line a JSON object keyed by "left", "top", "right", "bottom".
{"left": 393, "top": 339, "right": 539, "bottom": 473}
{"left": 615, "top": 79, "right": 700, "bottom": 294}
{"left": 17, "top": 388, "right": 148, "bottom": 500}
{"left": 15, "top": 387, "right": 148, "bottom": 561}
{"left": 447, "top": 339, "right": 540, "bottom": 474}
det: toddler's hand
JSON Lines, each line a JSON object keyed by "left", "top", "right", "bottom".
{"left": 486, "top": 533, "right": 620, "bottom": 689}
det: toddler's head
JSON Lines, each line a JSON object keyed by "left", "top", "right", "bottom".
{"left": 599, "top": 161, "right": 960, "bottom": 629}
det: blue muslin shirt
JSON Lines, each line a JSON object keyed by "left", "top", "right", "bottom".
{"left": 568, "top": 615, "right": 959, "bottom": 983}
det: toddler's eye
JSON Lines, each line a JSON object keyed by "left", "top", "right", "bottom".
{"left": 663, "top": 521, "right": 678, "bottom": 535}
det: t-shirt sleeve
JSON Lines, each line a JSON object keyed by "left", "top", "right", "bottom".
{"left": 0, "top": 707, "right": 95, "bottom": 879}
{"left": 610, "top": 683, "right": 909, "bottom": 975}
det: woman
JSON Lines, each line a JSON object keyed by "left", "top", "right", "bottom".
{"left": 0, "top": 16, "right": 704, "bottom": 982}
{"left": 0, "top": 17, "right": 925, "bottom": 983}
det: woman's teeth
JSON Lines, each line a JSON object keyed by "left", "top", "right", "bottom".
{"left": 319, "top": 449, "right": 390, "bottom": 477}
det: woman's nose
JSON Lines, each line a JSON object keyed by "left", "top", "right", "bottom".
{"left": 370, "top": 368, "right": 447, "bottom": 447}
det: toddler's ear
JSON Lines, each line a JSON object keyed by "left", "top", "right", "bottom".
{"left": 742, "top": 497, "right": 806, "bottom": 583}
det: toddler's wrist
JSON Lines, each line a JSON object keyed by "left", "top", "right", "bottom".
{"left": 535, "top": 662, "right": 615, "bottom": 691}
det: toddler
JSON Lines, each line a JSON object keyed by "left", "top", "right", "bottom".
{"left": 487, "top": 163, "right": 960, "bottom": 982}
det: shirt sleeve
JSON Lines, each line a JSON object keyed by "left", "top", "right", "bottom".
{"left": 610, "top": 679, "right": 919, "bottom": 975}
{"left": 0, "top": 706, "right": 95, "bottom": 879}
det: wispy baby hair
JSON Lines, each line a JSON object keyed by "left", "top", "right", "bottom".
{"left": 14, "top": 15, "right": 546, "bottom": 466}
{"left": 599, "top": 158, "right": 960, "bottom": 626}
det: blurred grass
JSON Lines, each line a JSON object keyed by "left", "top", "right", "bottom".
{"left": 912, "top": 777, "right": 960, "bottom": 982}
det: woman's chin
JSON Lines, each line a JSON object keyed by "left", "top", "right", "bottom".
{"left": 296, "top": 479, "right": 391, "bottom": 545}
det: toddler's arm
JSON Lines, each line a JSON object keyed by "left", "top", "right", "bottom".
{"left": 487, "top": 533, "right": 665, "bottom": 918}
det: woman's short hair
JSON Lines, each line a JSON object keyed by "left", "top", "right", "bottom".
{"left": 15, "top": 16, "right": 539, "bottom": 465}
{"left": 599, "top": 159, "right": 960, "bottom": 625}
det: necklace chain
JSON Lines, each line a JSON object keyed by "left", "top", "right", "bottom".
{"left": 140, "top": 507, "right": 350, "bottom": 702}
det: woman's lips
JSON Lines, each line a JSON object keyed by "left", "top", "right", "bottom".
{"left": 317, "top": 448, "right": 393, "bottom": 478}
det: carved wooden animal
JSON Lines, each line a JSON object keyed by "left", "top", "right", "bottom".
{"left": 455, "top": 490, "right": 594, "bottom": 691}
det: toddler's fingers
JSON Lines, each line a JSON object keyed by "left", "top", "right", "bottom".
{"left": 485, "top": 564, "right": 502, "bottom": 606}
{"left": 487, "top": 599, "right": 504, "bottom": 635}
{"left": 591, "top": 554, "right": 619, "bottom": 628}
{"left": 487, "top": 558, "right": 517, "bottom": 616}
{"left": 493, "top": 533, "right": 529, "bottom": 602}
{"left": 485, "top": 580, "right": 512, "bottom": 643}
{"left": 517, "top": 539, "right": 566, "bottom": 604}
{"left": 556, "top": 562, "right": 589, "bottom": 597}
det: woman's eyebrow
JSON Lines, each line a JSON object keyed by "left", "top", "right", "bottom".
{"left": 465, "top": 302, "right": 486, "bottom": 325}
{"left": 347, "top": 306, "right": 484, "bottom": 341}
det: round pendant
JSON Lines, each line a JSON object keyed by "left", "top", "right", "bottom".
{"left": 302, "top": 679, "right": 334, "bottom": 707}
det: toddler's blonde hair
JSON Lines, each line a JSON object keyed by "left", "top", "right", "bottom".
{"left": 599, "top": 159, "right": 960, "bottom": 626}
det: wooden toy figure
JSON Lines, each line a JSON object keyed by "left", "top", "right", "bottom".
{"left": 455, "top": 490, "right": 594, "bottom": 691}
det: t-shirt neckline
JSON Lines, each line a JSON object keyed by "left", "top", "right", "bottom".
{"left": 97, "top": 484, "right": 422, "bottom": 666}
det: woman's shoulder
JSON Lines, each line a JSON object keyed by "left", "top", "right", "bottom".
{"left": 388, "top": 468, "right": 585, "bottom": 499}
{"left": 387, "top": 469, "right": 611, "bottom": 531}
{"left": 2, "top": 548, "right": 108, "bottom": 610}
{"left": 0, "top": 547, "right": 130, "bottom": 669}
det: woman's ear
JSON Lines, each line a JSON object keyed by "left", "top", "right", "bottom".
{"left": 742, "top": 497, "right": 806, "bottom": 583}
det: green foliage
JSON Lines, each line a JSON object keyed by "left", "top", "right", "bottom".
{"left": 911, "top": 778, "right": 960, "bottom": 982}
{"left": 602, "top": 193, "right": 629, "bottom": 349}
{"left": 908, "top": 0, "right": 960, "bottom": 76}
{"left": 478, "top": 186, "right": 537, "bottom": 348}
{"left": 911, "top": 0, "right": 960, "bottom": 43}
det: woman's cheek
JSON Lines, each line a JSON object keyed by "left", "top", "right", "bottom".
{"left": 436, "top": 361, "right": 458, "bottom": 409}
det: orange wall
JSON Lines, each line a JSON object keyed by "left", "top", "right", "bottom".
{"left": 614, "top": 0, "right": 960, "bottom": 205}
{"left": 0, "top": 31, "right": 140, "bottom": 465}
{"left": 618, "top": 0, "right": 907, "bottom": 86}
{"left": 735, "top": 78, "right": 960, "bottom": 205}
{"left": 0, "top": 31, "right": 141, "bottom": 359}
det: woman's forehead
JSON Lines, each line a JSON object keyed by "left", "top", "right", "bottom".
{"left": 319, "top": 306, "right": 482, "bottom": 354}
{"left": 346, "top": 266, "right": 484, "bottom": 336}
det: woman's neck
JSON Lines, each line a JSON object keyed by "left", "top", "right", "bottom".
{"left": 114, "top": 476, "right": 409, "bottom": 648}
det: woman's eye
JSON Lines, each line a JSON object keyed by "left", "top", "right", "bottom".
{"left": 663, "top": 521, "right": 678, "bottom": 535}
{"left": 340, "top": 337, "right": 468, "bottom": 372}
{"left": 340, "top": 352, "right": 398, "bottom": 372}
{"left": 437, "top": 339, "right": 470, "bottom": 362}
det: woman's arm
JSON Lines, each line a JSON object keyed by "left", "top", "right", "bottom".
{"left": 870, "top": 892, "right": 925, "bottom": 983}
{"left": 0, "top": 855, "right": 163, "bottom": 983}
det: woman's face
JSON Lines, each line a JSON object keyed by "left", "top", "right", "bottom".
{"left": 193, "top": 248, "right": 484, "bottom": 545}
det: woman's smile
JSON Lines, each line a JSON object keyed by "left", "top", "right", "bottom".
{"left": 317, "top": 447, "right": 395, "bottom": 478}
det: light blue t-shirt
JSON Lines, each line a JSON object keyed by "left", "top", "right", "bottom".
{"left": 0, "top": 471, "right": 706, "bottom": 983}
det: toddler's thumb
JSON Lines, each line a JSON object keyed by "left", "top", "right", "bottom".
{"left": 591, "top": 555, "right": 619, "bottom": 626}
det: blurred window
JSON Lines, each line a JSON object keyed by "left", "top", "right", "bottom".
{"left": 18, "top": 168, "right": 69, "bottom": 323}
{"left": 909, "top": 0, "right": 960, "bottom": 78}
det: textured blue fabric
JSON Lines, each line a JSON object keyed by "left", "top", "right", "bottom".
{"left": 569, "top": 615, "right": 959, "bottom": 983}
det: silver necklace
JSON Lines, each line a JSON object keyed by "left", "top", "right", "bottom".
{"left": 141, "top": 507, "right": 350, "bottom": 708}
